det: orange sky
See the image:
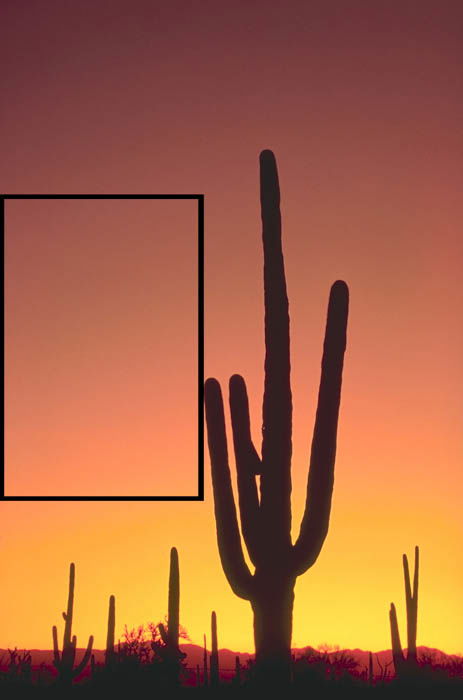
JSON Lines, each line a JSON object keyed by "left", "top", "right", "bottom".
{"left": 2, "top": 0, "right": 462, "bottom": 656}
{"left": 5, "top": 198, "right": 198, "bottom": 496}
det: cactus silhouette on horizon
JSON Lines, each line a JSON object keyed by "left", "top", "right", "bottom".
{"left": 105, "top": 595, "right": 116, "bottom": 670}
{"left": 210, "top": 611, "right": 219, "bottom": 687}
{"left": 389, "top": 545, "right": 419, "bottom": 677}
{"left": 155, "top": 547, "right": 186, "bottom": 684}
{"left": 204, "top": 149, "right": 349, "bottom": 683}
{"left": 52, "top": 562, "right": 94, "bottom": 685}
{"left": 234, "top": 654, "right": 242, "bottom": 686}
{"left": 202, "top": 633, "right": 208, "bottom": 686}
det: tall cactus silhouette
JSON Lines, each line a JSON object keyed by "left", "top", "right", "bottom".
{"left": 159, "top": 547, "right": 180, "bottom": 649}
{"left": 105, "top": 595, "right": 116, "bottom": 669}
{"left": 52, "top": 562, "right": 93, "bottom": 685}
{"left": 156, "top": 547, "right": 186, "bottom": 683}
{"left": 210, "top": 611, "right": 219, "bottom": 687}
{"left": 389, "top": 545, "right": 419, "bottom": 677}
{"left": 204, "top": 150, "right": 349, "bottom": 682}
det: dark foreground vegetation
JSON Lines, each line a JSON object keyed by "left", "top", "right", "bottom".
{"left": 1, "top": 647, "right": 462, "bottom": 698}
{"left": 0, "top": 552, "right": 461, "bottom": 697}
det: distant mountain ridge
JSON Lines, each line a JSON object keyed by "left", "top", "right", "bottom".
{"left": 1, "top": 645, "right": 459, "bottom": 678}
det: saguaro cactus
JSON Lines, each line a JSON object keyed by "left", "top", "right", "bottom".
{"left": 203, "top": 633, "right": 209, "bottom": 686}
{"left": 204, "top": 150, "right": 349, "bottom": 683}
{"left": 52, "top": 562, "right": 94, "bottom": 685}
{"left": 389, "top": 546, "right": 419, "bottom": 677}
{"left": 105, "top": 595, "right": 116, "bottom": 669}
{"left": 158, "top": 547, "right": 180, "bottom": 648}
{"left": 210, "top": 611, "right": 219, "bottom": 687}
{"left": 156, "top": 547, "right": 186, "bottom": 683}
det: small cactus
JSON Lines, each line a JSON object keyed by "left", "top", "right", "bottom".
{"left": 52, "top": 563, "right": 93, "bottom": 685}
{"left": 155, "top": 548, "right": 186, "bottom": 684}
{"left": 210, "top": 611, "right": 219, "bottom": 686}
{"left": 105, "top": 595, "right": 116, "bottom": 669}
{"left": 389, "top": 546, "right": 419, "bottom": 678}
{"left": 234, "top": 655, "right": 242, "bottom": 685}
{"left": 203, "top": 633, "right": 209, "bottom": 686}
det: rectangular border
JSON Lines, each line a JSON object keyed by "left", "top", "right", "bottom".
{"left": 2, "top": 193, "right": 204, "bottom": 501}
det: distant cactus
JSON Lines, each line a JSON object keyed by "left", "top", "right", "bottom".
{"left": 105, "top": 595, "right": 116, "bottom": 669}
{"left": 389, "top": 546, "right": 419, "bottom": 678}
{"left": 203, "top": 633, "right": 209, "bottom": 686}
{"left": 210, "top": 611, "right": 219, "bottom": 687}
{"left": 155, "top": 547, "right": 186, "bottom": 684}
{"left": 204, "top": 150, "right": 349, "bottom": 684}
{"left": 160, "top": 547, "right": 180, "bottom": 648}
{"left": 52, "top": 563, "right": 93, "bottom": 685}
{"left": 234, "top": 655, "right": 242, "bottom": 686}
{"left": 7, "top": 648, "right": 32, "bottom": 683}
{"left": 376, "top": 653, "right": 392, "bottom": 683}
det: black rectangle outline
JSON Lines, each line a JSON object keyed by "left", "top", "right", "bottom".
{"left": 2, "top": 193, "right": 204, "bottom": 502}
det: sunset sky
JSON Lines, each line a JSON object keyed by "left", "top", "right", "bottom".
{"left": 2, "top": 0, "right": 462, "bottom": 657}
{"left": 6, "top": 198, "right": 198, "bottom": 496}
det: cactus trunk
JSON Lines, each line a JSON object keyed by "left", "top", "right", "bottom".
{"left": 210, "top": 611, "right": 219, "bottom": 686}
{"left": 168, "top": 547, "right": 180, "bottom": 649}
{"left": 105, "top": 595, "right": 115, "bottom": 669}
{"left": 205, "top": 150, "right": 349, "bottom": 685}
{"left": 251, "top": 574, "right": 295, "bottom": 678}
{"left": 157, "top": 547, "right": 185, "bottom": 686}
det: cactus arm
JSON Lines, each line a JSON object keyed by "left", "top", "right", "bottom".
{"left": 292, "top": 281, "right": 349, "bottom": 575}
{"left": 413, "top": 546, "right": 419, "bottom": 603}
{"left": 204, "top": 378, "right": 254, "bottom": 600}
{"left": 52, "top": 626, "right": 60, "bottom": 667}
{"left": 389, "top": 602, "right": 405, "bottom": 673}
{"left": 229, "top": 374, "right": 262, "bottom": 565}
{"left": 403, "top": 553, "right": 412, "bottom": 609}
{"left": 168, "top": 547, "right": 180, "bottom": 648}
{"left": 403, "top": 546, "right": 419, "bottom": 661}
{"left": 72, "top": 635, "right": 94, "bottom": 678}
{"left": 159, "top": 623, "right": 168, "bottom": 644}
{"left": 259, "top": 150, "right": 292, "bottom": 545}
{"left": 403, "top": 552, "right": 412, "bottom": 658}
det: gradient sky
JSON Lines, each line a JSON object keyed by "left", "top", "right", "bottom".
{"left": 2, "top": 0, "right": 462, "bottom": 656}
{"left": 6, "top": 198, "right": 198, "bottom": 496}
